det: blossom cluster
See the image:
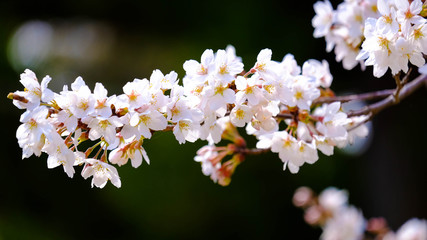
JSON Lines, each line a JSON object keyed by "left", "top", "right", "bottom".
{"left": 183, "top": 47, "right": 369, "bottom": 185}
{"left": 357, "top": 0, "right": 427, "bottom": 77}
{"left": 9, "top": 46, "right": 370, "bottom": 188}
{"left": 313, "top": 0, "right": 427, "bottom": 77}
{"left": 293, "top": 187, "right": 427, "bottom": 240}
{"left": 312, "top": 0, "right": 380, "bottom": 70}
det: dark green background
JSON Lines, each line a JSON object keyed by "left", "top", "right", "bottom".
{"left": 0, "top": 0, "right": 426, "bottom": 239}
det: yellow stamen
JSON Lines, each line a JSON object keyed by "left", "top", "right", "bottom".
{"left": 99, "top": 120, "right": 110, "bottom": 129}
{"left": 78, "top": 100, "right": 89, "bottom": 111}
{"left": 28, "top": 119, "right": 37, "bottom": 130}
{"left": 245, "top": 86, "right": 254, "bottom": 95}
{"left": 140, "top": 115, "right": 150, "bottom": 125}
{"left": 179, "top": 121, "right": 189, "bottom": 131}
{"left": 264, "top": 85, "right": 274, "bottom": 94}
{"left": 413, "top": 28, "right": 424, "bottom": 40}
{"left": 235, "top": 109, "right": 245, "bottom": 120}
{"left": 198, "top": 65, "right": 208, "bottom": 75}
{"left": 295, "top": 91, "right": 303, "bottom": 100}
{"left": 219, "top": 65, "right": 228, "bottom": 75}
{"left": 283, "top": 139, "right": 292, "bottom": 148}
{"left": 171, "top": 107, "right": 180, "bottom": 117}
{"left": 215, "top": 85, "right": 227, "bottom": 96}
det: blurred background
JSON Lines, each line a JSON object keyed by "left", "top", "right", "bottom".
{"left": 0, "top": 0, "right": 426, "bottom": 239}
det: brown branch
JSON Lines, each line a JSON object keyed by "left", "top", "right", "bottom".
{"left": 276, "top": 113, "right": 294, "bottom": 119}
{"left": 347, "top": 74, "right": 427, "bottom": 117}
{"left": 239, "top": 147, "right": 271, "bottom": 156}
{"left": 313, "top": 89, "right": 395, "bottom": 105}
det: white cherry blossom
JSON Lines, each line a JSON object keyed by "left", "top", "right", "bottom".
{"left": 194, "top": 145, "right": 221, "bottom": 183}
{"left": 68, "top": 77, "right": 95, "bottom": 118}
{"left": 253, "top": 48, "right": 279, "bottom": 80}
{"left": 281, "top": 76, "right": 320, "bottom": 110}
{"left": 314, "top": 102, "right": 350, "bottom": 141}
{"left": 149, "top": 69, "right": 178, "bottom": 90}
{"left": 118, "top": 78, "right": 150, "bottom": 110}
{"left": 395, "top": 0, "right": 425, "bottom": 27}
{"left": 43, "top": 133, "right": 75, "bottom": 178}
{"left": 12, "top": 69, "right": 54, "bottom": 110}
{"left": 302, "top": 59, "right": 333, "bottom": 88}
{"left": 129, "top": 110, "right": 167, "bottom": 139}
{"left": 82, "top": 159, "right": 121, "bottom": 188}
{"left": 109, "top": 138, "right": 149, "bottom": 168}
{"left": 230, "top": 104, "right": 253, "bottom": 127}
{"left": 16, "top": 106, "right": 53, "bottom": 159}
{"left": 93, "top": 82, "right": 114, "bottom": 118}
{"left": 214, "top": 49, "right": 244, "bottom": 84}
{"left": 235, "top": 75, "right": 264, "bottom": 106}
{"left": 312, "top": 0, "right": 335, "bottom": 38}
{"left": 85, "top": 116, "right": 123, "bottom": 144}
{"left": 173, "top": 119, "right": 200, "bottom": 144}
{"left": 199, "top": 114, "right": 227, "bottom": 144}
{"left": 183, "top": 49, "right": 215, "bottom": 85}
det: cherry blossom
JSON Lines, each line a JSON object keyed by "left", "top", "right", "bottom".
{"left": 82, "top": 159, "right": 121, "bottom": 188}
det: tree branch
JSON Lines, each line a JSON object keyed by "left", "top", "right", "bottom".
{"left": 313, "top": 89, "right": 395, "bottom": 105}
{"left": 347, "top": 74, "right": 427, "bottom": 117}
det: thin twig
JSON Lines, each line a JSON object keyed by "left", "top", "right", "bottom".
{"left": 239, "top": 148, "right": 271, "bottom": 155}
{"left": 394, "top": 68, "right": 413, "bottom": 103}
{"left": 401, "top": 68, "right": 412, "bottom": 86}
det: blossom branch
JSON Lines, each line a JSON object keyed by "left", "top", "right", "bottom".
{"left": 8, "top": 43, "right": 427, "bottom": 188}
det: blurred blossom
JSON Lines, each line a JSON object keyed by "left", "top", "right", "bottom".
{"left": 295, "top": 187, "right": 427, "bottom": 240}
{"left": 318, "top": 187, "right": 348, "bottom": 214}
{"left": 293, "top": 186, "right": 314, "bottom": 207}
{"left": 395, "top": 219, "right": 427, "bottom": 240}
{"left": 384, "top": 218, "right": 427, "bottom": 240}
{"left": 321, "top": 206, "right": 365, "bottom": 240}
{"left": 305, "top": 206, "right": 323, "bottom": 225}
{"left": 7, "top": 21, "right": 53, "bottom": 70}
{"left": 7, "top": 20, "right": 115, "bottom": 87}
